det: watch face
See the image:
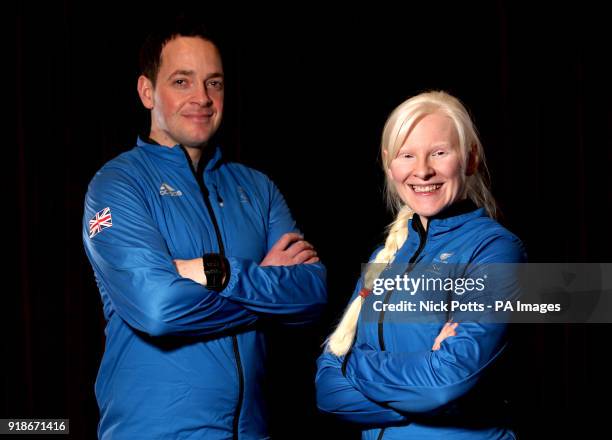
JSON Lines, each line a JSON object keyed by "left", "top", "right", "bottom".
{"left": 202, "top": 254, "right": 227, "bottom": 291}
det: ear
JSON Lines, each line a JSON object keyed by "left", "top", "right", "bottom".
{"left": 465, "top": 144, "right": 479, "bottom": 176}
{"left": 137, "top": 75, "right": 155, "bottom": 110}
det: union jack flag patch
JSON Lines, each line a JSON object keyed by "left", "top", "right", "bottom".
{"left": 89, "top": 207, "right": 113, "bottom": 238}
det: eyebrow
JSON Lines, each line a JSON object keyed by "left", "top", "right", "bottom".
{"left": 167, "top": 70, "right": 224, "bottom": 81}
{"left": 398, "top": 142, "right": 452, "bottom": 152}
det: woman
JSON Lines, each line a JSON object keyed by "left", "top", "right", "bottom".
{"left": 315, "top": 91, "right": 526, "bottom": 439}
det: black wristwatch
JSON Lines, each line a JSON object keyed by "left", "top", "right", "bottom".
{"left": 202, "top": 253, "right": 229, "bottom": 292}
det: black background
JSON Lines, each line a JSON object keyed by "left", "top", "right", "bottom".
{"left": 9, "top": 1, "right": 612, "bottom": 438}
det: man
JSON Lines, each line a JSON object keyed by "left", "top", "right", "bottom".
{"left": 82, "top": 19, "right": 326, "bottom": 439}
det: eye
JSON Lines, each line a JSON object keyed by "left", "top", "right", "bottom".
{"left": 206, "top": 79, "right": 224, "bottom": 91}
{"left": 174, "top": 78, "right": 189, "bottom": 88}
{"left": 396, "top": 150, "right": 413, "bottom": 159}
{"left": 432, "top": 150, "right": 447, "bottom": 157}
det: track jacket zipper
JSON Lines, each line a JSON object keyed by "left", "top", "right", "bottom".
{"left": 376, "top": 214, "right": 428, "bottom": 440}
{"left": 378, "top": 214, "right": 428, "bottom": 351}
{"left": 180, "top": 146, "right": 244, "bottom": 440}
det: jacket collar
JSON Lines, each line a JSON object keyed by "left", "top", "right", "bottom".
{"left": 409, "top": 199, "right": 486, "bottom": 242}
{"left": 136, "top": 136, "right": 223, "bottom": 171}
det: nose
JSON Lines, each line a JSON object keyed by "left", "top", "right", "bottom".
{"left": 413, "top": 156, "right": 435, "bottom": 180}
{"left": 192, "top": 83, "right": 212, "bottom": 107}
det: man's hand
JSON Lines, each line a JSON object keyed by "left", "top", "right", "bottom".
{"left": 173, "top": 258, "right": 206, "bottom": 285}
{"left": 432, "top": 321, "right": 459, "bottom": 351}
{"left": 260, "top": 232, "right": 319, "bottom": 267}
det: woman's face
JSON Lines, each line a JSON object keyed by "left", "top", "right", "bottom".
{"left": 387, "top": 112, "right": 466, "bottom": 228}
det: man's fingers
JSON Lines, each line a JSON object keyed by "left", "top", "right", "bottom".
{"left": 287, "top": 240, "right": 314, "bottom": 257}
{"left": 293, "top": 249, "right": 317, "bottom": 264}
{"left": 301, "top": 254, "right": 320, "bottom": 264}
{"left": 271, "top": 232, "right": 303, "bottom": 251}
{"left": 262, "top": 234, "right": 318, "bottom": 266}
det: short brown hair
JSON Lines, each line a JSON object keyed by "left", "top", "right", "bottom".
{"left": 138, "top": 15, "right": 217, "bottom": 85}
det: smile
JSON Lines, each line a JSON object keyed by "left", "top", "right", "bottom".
{"left": 184, "top": 114, "right": 213, "bottom": 121}
{"left": 410, "top": 184, "right": 442, "bottom": 193}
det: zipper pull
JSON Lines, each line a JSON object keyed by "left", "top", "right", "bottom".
{"left": 213, "top": 184, "right": 224, "bottom": 207}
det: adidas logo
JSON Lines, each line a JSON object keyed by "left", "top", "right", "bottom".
{"left": 159, "top": 183, "right": 183, "bottom": 197}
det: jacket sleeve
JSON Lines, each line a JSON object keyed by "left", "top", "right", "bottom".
{"left": 315, "top": 258, "right": 407, "bottom": 426}
{"left": 220, "top": 177, "right": 327, "bottom": 324}
{"left": 315, "top": 351, "right": 408, "bottom": 425}
{"left": 344, "top": 235, "right": 527, "bottom": 413}
{"left": 83, "top": 166, "right": 257, "bottom": 337}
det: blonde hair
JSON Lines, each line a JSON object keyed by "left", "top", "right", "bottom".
{"left": 326, "top": 91, "right": 498, "bottom": 356}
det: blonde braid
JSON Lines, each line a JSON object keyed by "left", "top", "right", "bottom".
{"left": 326, "top": 206, "right": 413, "bottom": 356}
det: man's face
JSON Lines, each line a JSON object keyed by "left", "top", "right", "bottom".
{"left": 140, "top": 36, "right": 224, "bottom": 148}
{"left": 387, "top": 112, "right": 466, "bottom": 228}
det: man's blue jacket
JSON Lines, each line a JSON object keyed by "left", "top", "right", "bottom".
{"left": 316, "top": 201, "right": 525, "bottom": 439}
{"left": 83, "top": 138, "right": 327, "bottom": 439}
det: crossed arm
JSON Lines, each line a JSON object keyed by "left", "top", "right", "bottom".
{"left": 83, "top": 167, "right": 326, "bottom": 337}
{"left": 315, "top": 236, "right": 525, "bottom": 425}
{"left": 174, "top": 232, "right": 320, "bottom": 284}
{"left": 315, "top": 321, "right": 458, "bottom": 426}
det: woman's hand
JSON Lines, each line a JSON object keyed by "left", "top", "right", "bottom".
{"left": 432, "top": 321, "right": 459, "bottom": 351}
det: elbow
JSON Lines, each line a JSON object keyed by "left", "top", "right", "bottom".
{"left": 140, "top": 312, "right": 176, "bottom": 337}
{"left": 302, "top": 263, "right": 328, "bottom": 306}
{"left": 316, "top": 400, "right": 336, "bottom": 416}
{"left": 423, "top": 388, "right": 465, "bottom": 412}
{"left": 315, "top": 394, "right": 332, "bottom": 414}
{"left": 314, "top": 370, "right": 337, "bottom": 414}
{"left": 315, "top": 385, "right": 337, "bottom": 415}
{"left": 285, "top": 302, "right": 326, "bottom": 326}
{"left": 310, "top": 275, "right": 329, "bottom": 310}
{"left": 111, "top": 296, "right": 180, "bottom": 337}
{"left": 394, "top": 381, "right": 473, "bottom": 414}
{"left": 305, "top": 261, "right": 327, "bottom": 295}
{"left": 138, "top": 295, "right": 182, "bottom": 337}
{"left": 288, "top": 269, "right": 328, "bottom": 321}
{"left": 144, "top": 320, "right": 173, "bottom": 337}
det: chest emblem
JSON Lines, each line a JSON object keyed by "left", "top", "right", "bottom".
{"left": 159, "top": 183, "right": 183, "bottom": 197}
{"left": 237, "top": 186, "right": 250, "bottom": 203}
{"left": 439, "top": 252, "right": 453, "bottom": 261}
